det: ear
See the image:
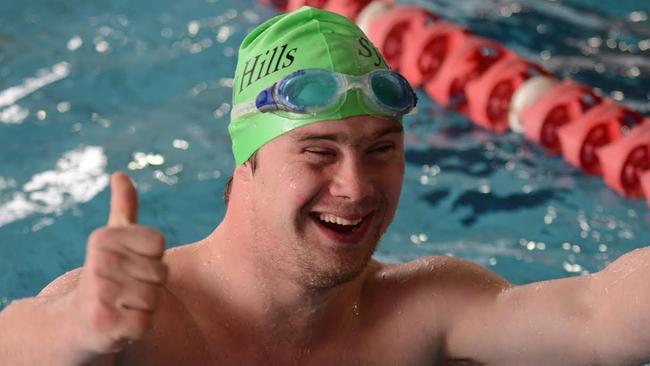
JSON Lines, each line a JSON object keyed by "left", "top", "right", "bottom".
{"left": 234, "top": 162, "right": 254, "bottom": 182}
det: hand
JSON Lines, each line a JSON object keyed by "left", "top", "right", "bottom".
{"left": 73, "top": 172, "right": 168, "bottom": 354}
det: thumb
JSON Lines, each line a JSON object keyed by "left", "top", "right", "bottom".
{"left": 107, "top": 172, "right": 138, "bottom": 227}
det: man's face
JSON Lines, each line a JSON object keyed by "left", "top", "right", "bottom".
{"left": 248, "top": 116, "right": 404, "bottom": 289}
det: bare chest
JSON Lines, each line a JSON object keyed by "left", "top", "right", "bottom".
{"left": 115, "top": 304, "right": 444, "bottom": 366}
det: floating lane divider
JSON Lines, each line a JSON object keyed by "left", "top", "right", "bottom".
{"left": 558, "top": 100, "right": 644, "bottom": 176}
{"left": 521, "top": 80, "right": 602, "bottom": 154}
{"left": 367, "top": 6, "right": 438, "bottom": 72}
{"left": 259, "top": 0, "right": 650, "bottom": 207}
{"left": 599, "top": 123, "right": 650, "bottom": 199}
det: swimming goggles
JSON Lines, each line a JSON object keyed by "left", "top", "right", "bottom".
{"left": 231, "top": 68, "right": 418, "bottom": 120}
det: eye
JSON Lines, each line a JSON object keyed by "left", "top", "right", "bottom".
{"left": 305, "top": 148, "right": 336, "bottom": 156}
{"left": 303, "top": 147, "right": 338, "bottom": 164}
{"left": 370, "top": 143, "right": 395, "bottom": 154}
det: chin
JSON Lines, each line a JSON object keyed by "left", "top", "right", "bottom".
{"left": 301, "top": 241, "right": 377, "bottom": 291}
{"left": 288, "top": 210, "right": 388, "bottom": 290}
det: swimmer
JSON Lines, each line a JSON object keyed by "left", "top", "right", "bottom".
{"left": 2, "top": 6, "right": 650, "bottom": 366}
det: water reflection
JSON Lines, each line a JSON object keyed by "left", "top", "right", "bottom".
{"left": 0, "top": 146, "right": 108, "bottom": 228}
{"left": 0, "top": 62, "right": 71, "bottom": 125}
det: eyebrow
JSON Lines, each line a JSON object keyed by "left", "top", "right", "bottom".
{"left": 291, "top": 124, "right": 404, "bottom": 143}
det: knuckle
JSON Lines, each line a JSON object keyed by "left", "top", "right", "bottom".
{"left": 121, "top": 280, "right": 160, "bottom": 311}
{"left": 91, "top": 276, "right": 119, "bottom": 301}
{"left": 136, "top": 226, "right": 166, "bottom": 255}
{"left": 124, "top": 257, "right": 160, "bottom": 284}
{"left": 135, "top": 261, "right": 155, "bottom": 283}
{"left": 87, "top": 227, "right": 124, "bottom": 252}
{"left": 147, "top": 230, "right": 166, "bottom": 253}
{"left": 147, "top": 260, "right": 168, "bottom": 284}
{"left": 90, "top": 251, "right": 123, "bottom": 274}
{"left": 140, "top": 296, "right": 156, "bottom": 311}
{"left": 87, "top": 228, "right": 110, "bottom": 248}
{"left": 136, "top": 283, "right": 161, "bottom": 309}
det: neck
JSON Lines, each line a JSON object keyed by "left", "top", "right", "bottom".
{"left": 199, "top": 187, "right": 367, "bottom": 345}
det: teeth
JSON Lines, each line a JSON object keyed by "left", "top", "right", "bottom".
{"left": 318, "top": 213, "right": 362, "bottom": 226}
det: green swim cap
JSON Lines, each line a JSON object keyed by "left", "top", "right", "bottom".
{"left": 228, "top": 6, "right": 391, "bottom": 165}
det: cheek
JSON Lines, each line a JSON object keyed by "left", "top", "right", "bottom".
{"left": 286, "top": 167, "right": 324, "bottom": 206}
{"left": 265, "top": 163, "right": 324, "bottom": 210}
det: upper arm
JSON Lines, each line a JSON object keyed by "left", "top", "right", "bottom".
{"left": 443, "top": 267, "right": 604, "bottom": 365}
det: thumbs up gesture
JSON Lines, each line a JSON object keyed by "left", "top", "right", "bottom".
{"left": 74, "top": 172, "right": 168, "bottom": 354}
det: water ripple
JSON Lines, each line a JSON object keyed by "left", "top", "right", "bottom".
{"left": 0, "top": 146, "right": 108, "bottom": 228}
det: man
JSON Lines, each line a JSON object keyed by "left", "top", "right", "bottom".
{"left": 1, "top": 6, "right": 649, "bottom": 366}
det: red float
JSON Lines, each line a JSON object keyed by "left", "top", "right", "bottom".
{"left": 400, "top": 21, "right": 468, "bottom": 88}
{"left": 521, "top": 80, "right": 600, "bottom": 154}
{"left": 324, "top": 0, "right": 374, "bottom": 20}
{"left": 597, "top": 120, "right": 650, "bottom": 198}
{"left": 286, "top": 0, "right": 330, "bottom": 13}
{"left": 465, "top": 57, "right": 548, "bottom": 133}
{"left": 557, "top": 100, "right": 644, "bottom": 175}
{"left": 259, "top": 0, "right": 289, "bottom": 11}
{"left": 424, "top": 36, "right": 512, "bottom": 115}
{"left": 366, "top": 5, "right": 438, "bottom": 71}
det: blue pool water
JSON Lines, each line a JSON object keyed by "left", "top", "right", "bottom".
{"left": 0, "top": 0, "right": 649, "bottom": 309}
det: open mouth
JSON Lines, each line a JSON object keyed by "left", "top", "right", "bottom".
{"left": 309, "top": 211, "right": 374, "bottom": 244}
{"left": 317, "top": 213, "right": 363, "bottom": 233}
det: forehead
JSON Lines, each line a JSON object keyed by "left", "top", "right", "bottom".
{"left": 285, "top": 116, "right": 403, "bottom": 144}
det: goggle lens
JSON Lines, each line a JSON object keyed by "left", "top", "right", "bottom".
{"left": 370, "top": 72, "right": 410, "bottom": 112}
{"left": 281, "top": 71, "right": 339, "bottom": 112}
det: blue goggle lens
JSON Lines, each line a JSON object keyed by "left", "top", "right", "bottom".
{"left": 370, "top": 72, "right": 411, "bottom": 112}
{"left": 280, "top": 70, "right": 339, "bottom": 112}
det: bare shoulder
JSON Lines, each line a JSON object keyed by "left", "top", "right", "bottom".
{"left": 37, "top": 241, "right": 197, "bottom": 298}
{"left": 38, "top": 268, "right": 83, "bottom": 297}
{"left": 369, "top": 255, "right": 511, "bottom": 292}
{"left": 160, "top": 241, "right": 205, "bottom": 288}
{"left": 351, "top": 257, "right": 513, "bottom": 363}
{"left": 364, "top": 256, "right": 512, "bottom": 328}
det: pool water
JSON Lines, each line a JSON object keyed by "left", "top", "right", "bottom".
{"left": 0, "top": 0, "right": 649, "bottom": 308}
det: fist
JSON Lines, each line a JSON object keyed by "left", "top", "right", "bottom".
{"left": 75, "top": 172, "right": 168, "bottom": 353}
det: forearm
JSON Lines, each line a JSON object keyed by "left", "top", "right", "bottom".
{"left": 591, "top": 247, "right": 650, "bottom": 364}
{"left": 0, "top": 293, "right": 99, "bottom": 366}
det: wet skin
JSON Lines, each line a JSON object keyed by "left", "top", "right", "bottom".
{"left": 14, "top": 116, "right": 650, "bottom": 366}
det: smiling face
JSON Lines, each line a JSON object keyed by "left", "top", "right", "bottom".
{"left": 247, "top": 116, "right": 404, "bottom": 289}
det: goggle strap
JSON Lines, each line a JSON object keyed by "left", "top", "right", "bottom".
{"left": 231, "top": 85, "right": 279, "bottom": 120}
{"left": 231, "top": 100, "right": 258, "bottom": 120}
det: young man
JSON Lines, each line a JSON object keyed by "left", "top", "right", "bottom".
{"left": 1, "top": 6, "right": 650, "bottom": 366}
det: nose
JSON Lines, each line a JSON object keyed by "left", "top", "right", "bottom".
{"left": 328, "top": 155, "right": 375, "bottom": 202}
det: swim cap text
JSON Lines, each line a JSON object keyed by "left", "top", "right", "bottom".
{"left": 238, "top": 44, "right": 297, "bottom": 94}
